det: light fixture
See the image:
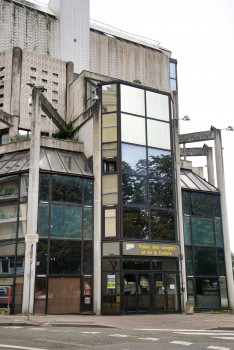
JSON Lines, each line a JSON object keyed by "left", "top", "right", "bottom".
{"left": 26, "top": 82, "right": 44, "bottom": 92}
{"left": 210, "top": 125, "right": 216, "bottom": 130}
{"left": 26, "top": 81, "right": 35, "bottom": 88}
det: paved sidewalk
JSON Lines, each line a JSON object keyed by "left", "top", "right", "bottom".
{"left": 0, "top": 312, "right": 233, "bottom": 330}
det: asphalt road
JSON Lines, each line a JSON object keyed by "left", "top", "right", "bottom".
{"left": 0, "top": 326, "right": 234, "bottom": 350}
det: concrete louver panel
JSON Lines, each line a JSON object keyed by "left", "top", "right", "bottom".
{"left": 0, "top": 109, "right": 14, "bottom": 127}
{"left": 41, "top": 94, "right": 67, "bottom": 132}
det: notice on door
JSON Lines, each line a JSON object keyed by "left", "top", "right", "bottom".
{"left": 123, "top": 242, "right": 179, "bottom": 257}
{"left": 107, "top": 275, "right": 115, "bottom": 289}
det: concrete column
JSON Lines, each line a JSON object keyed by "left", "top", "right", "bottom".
{"left": 92, "top": 101, "right": 101, "bottom": 315}
{"left": 10, "top": 47, "right": 22, "bottom": 136}
{"left": 214, "top": 130, "right": 234, "bottom": 311}
{"left": 207, "top": 147, "right": 215, "bottom": 186}
{"left": 22, "top": 88, "right": 41, "bottom": 314}
{"left": 66, "top": 61, "right": 74, "bottom": 122}
{"left": 172, "top": 91, "right": 187, "bottom": 312}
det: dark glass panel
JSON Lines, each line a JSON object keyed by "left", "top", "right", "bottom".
{"left": 149, "top": 178, "right": 173, "bottom": 209}
{"left": 182, "top": 191, "right": 190, "bottom": 215}
{"left": 102, "top": 296, "right": 120, "bottom": 313}
{"left": 0, "top": 175, "right": 19, "bottom": 204}
{"left": 183, "top": 216, "right": 191, "bottom": 245}
{"left": 36, "top": 240, "right": 48, "bottom": 275}
{"left": 34, "top": 277, "right": 46, "bottom": 315}
{"left": 104, "top": 160, "right": 116, "bottom": 173}
{"left": 38, "top": 204, "right": 49, "bottom": 238}
{"left": 50, "top": 204, "right": 82, "bottom": 239}
{"left": 102, "top": 259, "right": 120, "bottom": 271}
{"left": 213, "top": 195, "right": 221, "bottom": 217}
{"left": 121, "top": 143, "right": 147, "bottom": 175}
{"left": 191, "top": 192, "right": 212, "bottom": 217}
{"left": 148, "top": 148, "right": 172, "bottom": 178}
{"left": 83, "top": 207, "right": 93, "bottom": 239}
{"left": 217, "top": 248, "right": 226, "bottom": 276}
{"left": 39, "top": 173, "right": 50, "bottom": 202}
{"left": 20, "top": 173, "right": 28, "bottom": 203}
{"left": 215, "top": 219, "right": 223, "bottom": 247}
{"left": 185, "top": 246, "right": 193, "bottom": 276}
{"left": 102, "top": 272, "right": 120, "bottom": 295}
{"left": 52, "top": 175, "right": 82, "bottom": 204}
{"left": 83, "top": 241, "right": 93, "bottom": 275}
{"left": 49, "top": 241, "right": 81, "bottom": 274}
{"left": 122, "top": 175, "right": 148, "bottom": 207}
{"left": 152, "top": 260, "right": 178, "bottom": 271}
{"left": 150, "top": 210, "right": 175, "bottom": 241}
{"left": 123, "top": 207, "right": 148, "bottom": 239}
{"left": 187, "top": 279, "right": 194, "bottom": 294}
{"left": 123, "top": 273, "right": 136, "bottom": 311}
{"left": 192, "top": 217, "right": 214, "bottom": 245}
{"left": 194, "top": 247, "right": 217, "bottom": 276}
{"left": 123, "top": 259, "right": 150, "bottom": 270}
{"left": 102, "top": 84, "right": 117, "bottom": 113}
{"left": 84, "top": 179, "right": 93, "bottom": 205}
{"left": 196, "top": 278, "right": 219, "bottom": 308}
{"left": 219, "top": 277, "right": 228, "bottom": 307}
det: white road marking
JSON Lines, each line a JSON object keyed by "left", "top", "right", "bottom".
{"left": 174, "top": 332, "right": 234, "bottom": 336}
{"left": 27, "top": 328, "right": 45, "bottom": 331}
{"left": 0, "top": 345, "right": 49, "bottom": 350}
{"left": 136, "top": 329, "right": 234, "bottom": 332}
{"left": 138, "top": 338, "right": 159, "bottom": 341}
{"left": 109, "top": 334, "right": 129, "bottom": 338}
{"left": 208, "top": 346, "right": 230, "bottom": 350}
{"left": 170, "top": 341, "right": 193, "bottom": 346}
{"left": 81, "top": 332, "right": 100, "bottom": 334}
{"left": 3, "top": 327, "right": 23, "bottom": 329}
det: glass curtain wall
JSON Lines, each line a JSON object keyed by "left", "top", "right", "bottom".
{"left": 182, "top": 191, "right": 228, "bottom": 308}
{"left": 35, "top": 173, "right": 94, "bottom": 314}
{"left": 0, "top": 173, "right": 28, "bottom": 314}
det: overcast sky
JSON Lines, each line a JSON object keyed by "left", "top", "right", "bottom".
{"left": 33, "top": 0, "right": 234, "bottom": 252}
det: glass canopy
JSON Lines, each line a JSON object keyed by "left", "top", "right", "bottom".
{"left": 180, "top": 169, "right": 219, "bottom": 192}
{"left": 0, "top": 148, "right": 93, "bottom": 176}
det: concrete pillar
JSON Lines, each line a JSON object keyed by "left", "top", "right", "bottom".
{"left": 92, "top": 101, "right": 101, "bottom": 315}
{"left": 10, "top": 47, "right": 22, "bottom": 136}
{"left": 172, "top": 91, "right": 187, "bottom": 312}
{"left": 22, "top": 88, "right": 41, "bottom": 314}
{"left": 214, "top": 130, "right": 234, "bottom": 311}
{"left": 66, "top": 61, "right": 74, "bottom": 122}
{"left": 207, "top": 147, "right": 215, "bottom": 186}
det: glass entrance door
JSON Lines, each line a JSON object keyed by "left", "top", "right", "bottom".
{"left": 154, "top": 273, "right": 179, "bottom": 312}
{"left": 123, "top": 273, "right": 150, "bottom": 313}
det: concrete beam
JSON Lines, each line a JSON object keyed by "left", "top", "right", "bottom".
{"left": 180, "top": 147, "right": 210, "bottom": 157}
{"left": 0, "top": 109, "right": 13, "bottom": 126}
{"left": 179, "top": 130, "right": 216, "bottom": 144}
{"left": 41, "top": 93, "right": 67, "bottom": 132}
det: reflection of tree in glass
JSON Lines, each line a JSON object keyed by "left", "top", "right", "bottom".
{"left": 196, "top": 278, "right": 219, "bottom": 295}
{"left": 49, "top": 241, "right": 81, "bottom": 274}
{"left": 151, "top": 210, "right": 175, "bottom": 241}
{"left": 38, "top": 204, "right": 49, "bottom": 238}
{"left": 194, "top": 247, "right": 217, "bottom": 276}
{"left": 83, "top": 241, "right": 93, "bottom": 274}
{"left": 149, "top": 179, "right": 173, "bottom": 209}
{"left": 123, "top": 207, "right": 148, "bottom": 239}
{"left": 39, "top": 173, "right": 50, "bottom": 201}
{"left": 83, "top": 208, "right": 93, "bottom": 239}
{"left": 148, "top": 154, "right": 172, "bottom": 178}
{"left": 84, "top": 179, "right": 93, "bottom": 205}
{"left": 122, "top": 159, "right": 147, "bottom": 175}
{"left": 122, "top": 174, "right": 147, "bottom": 206}
{"left": 52, "top": 175, "right": 82, "bottom": 204}
{"left": 192, "top": 218, "right": 214, "bottom": 245}
{"left": 50, "top": 205, "right": 82, "bottom": 238}
{"left": 182, "top": 191, "right": 190, "bottom": 215}
{"left": 191, "top": 193, "right": 212, "bottom": 217}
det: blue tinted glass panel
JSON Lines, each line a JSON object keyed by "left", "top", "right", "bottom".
{"left": 183, "top": 216, "right": 191, "bottom": 245}
{"left": 217, "top": 248, "right": 226, "bottom": 276}
{"left": 213, "top": 195, "right": 221, "bottom": 217}
{"left": 148, "top": 148, "right": 172, "bottom": 178}
{"left": 196, "top": 278, "right": 219, "bottom": 308}
{"left": 38, "top": 203, "right": 49, "bottom": 238}
{"left": 192, "top": 217, "right": 214, "bottom": 245}
{"left": 191, "top": 192, "right": 212, "bottom": 217}
{"left": 84, "top": 179, "right": 93, "bottom": 205}
{"left": 121, "top": 143, "right": 147, "bottom": 175}
{"left": 52, "top": 175, "right": 82, "bottom": 204}
{"left": 185, "top": 246, "right": 193, "bottom": 276}
{"left": 215, "top": 219, "right": 223, "bottom": 247}
{"left": 194, "top": 247, "right": 217, "bottom": 276}
{"left": 36, "top": 240, "right": 48, "bottom": 275}
{"left": 83, "top": 207, "right": 93, "bottom": 240}
{"left": 182, "top": 191, "right": 190, "bottom": 215}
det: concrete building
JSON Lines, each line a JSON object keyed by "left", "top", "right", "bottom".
{"left": 0, "top": 0, "right": 233, "bottom": 315}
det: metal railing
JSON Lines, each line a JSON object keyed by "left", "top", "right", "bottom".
{"left": 0, "top": 286, "right": 11, "bottom": 308}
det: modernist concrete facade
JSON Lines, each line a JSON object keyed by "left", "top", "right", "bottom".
{"left": 0, "top": 0, "right": 233, "bottom": 315}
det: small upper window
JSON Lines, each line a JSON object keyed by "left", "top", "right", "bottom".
{"left": 169, "top": 60, "right": 177, "bottom": 91}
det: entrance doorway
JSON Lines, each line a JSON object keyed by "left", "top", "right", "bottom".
{"left": 123, "top": 273, "right": 151, "bottom": 313}
{"left": 154, "top": 273, "right": 179, "bottom": 312}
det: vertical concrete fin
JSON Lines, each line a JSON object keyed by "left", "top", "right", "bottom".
{"left": 10, "top": 47, "right": 22, "bottom": 135}
{"left": 66, "top": 61, "right": 74, "bottom": 122}
{"left": 207, "top": 147, "right": 215, "bottom": 186}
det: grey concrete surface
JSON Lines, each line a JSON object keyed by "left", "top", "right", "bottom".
{"left": 0, "top": 312, "right": 233, "bottom": 330}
